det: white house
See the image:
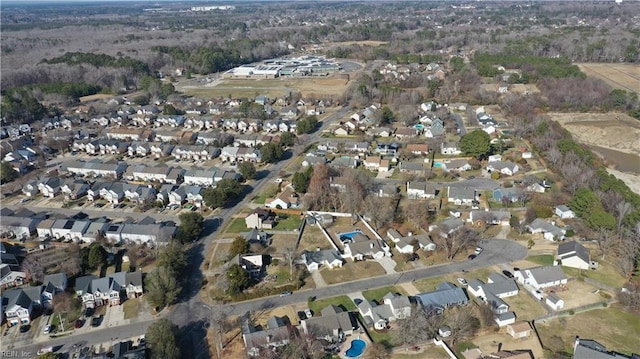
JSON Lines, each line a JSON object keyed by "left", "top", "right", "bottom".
{"left": 556, "top": 241, "right": 591, "bottom": 270}
{"left": 343, "top": 238, "right": 391, "bottom": 261}
{"left": 514, "top": 266, "right": 567, "bottom": 290}
{"left": 486, "top": 161, "right": 519, "bottom": 176}
{"left": 441, "top": 142, "right": 461, "bottom": 155}
{"left": 526, "top": 219, "right": 566, "bottom": 241}
{"left": 300, "top": 249, "right": 343, "bottom": 272}
{"left": 555, "top": 205, "right": 575, "bottom": 219}
{"left": 546, "top": 293, "right": 564, "bottom": 311}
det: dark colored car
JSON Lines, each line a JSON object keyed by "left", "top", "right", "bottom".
{"left": 468, "top": 254, "right": 477, "bottom": 260}
{"left": 91, "top": 315, "right": 103, "bottom": 327}
{"left": 74, "top": 319, "right": 84, "bottom": 329}
{"left": 84, "top": 307, "right": 94, "bottom": 318}
{"left": 502, "top": 270, "right": 514, "bottom": 278}
{"left": 19, "top": 325, "right": 31, "bottom": 333}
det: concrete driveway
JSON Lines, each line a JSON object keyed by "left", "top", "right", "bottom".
{"left": 376, "top": 256, "right": 398, "bottom": 274}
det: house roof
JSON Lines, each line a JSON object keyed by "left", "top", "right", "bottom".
{"left": 508, "top": 321, "right": 531, "bottom": 333}
{"left": 3, "top": 288, "right": 32, "bottom": 309}
{"left": 556, "top": 205, "right": 571, "bottom": 212}
{"left": 547, "top": 293, "right": 562, "bottom": 304}
{"left": 448, "top": 186, "right": 475, "bottom": 200}
{"left": 557, "top": 241, "right": 590, "bottom": 264}
{"left": 573, "top": 338, "right": 633, "bottom": 359}
{"left": 125, "top": 271, "right": 143, "bottom": 287}
{"left": 75, "top": 275, "right": 97, "bottom": 294}
{"left": 303, "top": 249, "right": 343, "bottom": 266}
{"left": 304, "top": 306, "right": 356, "bottom": 337}
{"left": 484, "top": 279, "right": 519, "bottom": 297}
{"left": 415, "top": 282, "right": 468, "bottom": 311}
{"left": 525, "top": 266, "right": 567, "bottom": 284}
{"left": 43, "top": 273, "right": 66, "bottom": 290}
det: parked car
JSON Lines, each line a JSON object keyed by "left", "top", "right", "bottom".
{"left": 457, "top": 278, "right": 468, "bottom": 286}
{"left": 279, "top": 291, "right": 292, "bottom": 297}
{"left": 84, "top": 307, "right": 94, "bottom": 318}
{"left": 468, "top": 254, "right": 477, "bottom": 260}
{"left": 502, "top": 270, "right": 514, "bottom": 278}
{"left": 74, "top": 319, "right": 84, "bottom": 329}
{"left": 37, "top": 347, "right": 54, "bottom": 355}
{"left": 305, "top": 309, "right": 313, "bottom": 318}
{"left": 474, "top": 247, "right": 483, "bottom": 255}
{"left": 43, "top": 325, "right": 53, "bottom": 335}
{"left": 91, "top": 315, "right": 103, "bottom": 327}
{"left": 19, "top": 325, "right": 31, "bottom": 333}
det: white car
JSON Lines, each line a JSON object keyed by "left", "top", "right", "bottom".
{"left": 305, "top": 309, "right": 312, "bottom": 318}
{"left": 37, "top": 347, "right": 53, "bottom": 355}
{"left": 43, "top": 325, "right": 52, "bottom": 335}
{"left": 457, "top": 278, "right": 468, "bottom": 286}
{"left": 474, "top": 247, "right": 483, "bottom": 255}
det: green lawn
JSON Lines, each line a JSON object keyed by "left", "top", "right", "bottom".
{"left": 308, "top": 295, "right": 356, "bottom": 315}
{"left": 504, "top": 292, "right": 547, "bottom": 321}
{"left": 123, "top": 299, "right": 139, "bottom": 320}
{"left": 455, "top": 341, "right": 478, "bottom": 358}
{"left": 527, "top": 254, "right": 555, "bottom": 266}
{"left": 562, "top": 259, "right": 627, "bottom": 289}
{"left": 321, "top": 261, "right": 387, "bottom": 285}
{"left": 275, "top": 214, "right": 303, "bottom": 231}
{"left": 369, "top": 329, "right": 400, "bottom": 349}
{"left": 537, "top": 307, "right": 640, "bottom": 355}
{"left": 362, "top": 286, "right": 407, "bottom": 304}
{"left": 224, "top": 218, "right": 249, "bottom": 234}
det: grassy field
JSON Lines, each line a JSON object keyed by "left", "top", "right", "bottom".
{"left": 224, "top": 217, "right": 249, "bottom": 234}
{"left": 308, "top": 295, "right": 356, "bottom": 315}
{"left": 123, "top": 299, "right": 139, "bottom": 320}
{"left": 526, "top": 254, "right": 555, "bottom": 266}
{"left": 391, "top": 346, "right": 450, "bottom": 359}
{"left": 577, "top": 63, "right": 640, "bottom": 94}
{"left": 183, "top": 77, "right": 350, "bottom": 99}
{"left": 504, "top": 292, "right": 547, "bottom": 321}
{"left": 362, "top": 286, "right": 407, "bottom": 303}
{"left": 298, "top": 224, "right": 332, "bottom": 252}
{"left": 321, "top": 260, "right": 387, "bottom": 285}
{"left": 537, "top": 307, "right": 640, "bottom": 355}
{"left": 274, "top": 213, "right": 303, "bottom": 231}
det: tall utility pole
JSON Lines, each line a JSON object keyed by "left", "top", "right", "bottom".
{"left": 58, "top": 312, "right": 65, "bottom": 332}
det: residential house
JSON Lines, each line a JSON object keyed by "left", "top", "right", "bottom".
{"left": 0, "top": 216, "right": 40, "bottom": 239}
{"left": 430, "top": 217, "right": 465, "bottom": 237}
{"left": 406, "top": 181, "right": 439, "bottom": 199}
{"left": 440, "top": 159, "right": 472, "bottom": 172}
{"left": 150, "top": 143, "right": 175, "bottom": 158}
{"left": 41, "top": 273, "right": 68, "bottom": 306}
{"left": 493, "top": 188, "right": 523, "bottom": 204}
{"left": 1, "top": 264, "right": 26, "bottom": 289}
{"left": 357, "top": 292, "right": 411, "bottom": 330}
{"left": 244, "top": 228, "right": 268, "bottom": 247}
{"left": 331, "top": 156, "right": 359, "bottom": 169}
{"left": 301, "top": 305, "right": 358, "bottom": 343}
{"left": 119, "top": 223, "right": 176, "bottom": 245}
{"left": 395, "top": 127, "right": 418, "bottom": 139}
{"left": 556, "top": 241, "right": 591, "bottom": 270}
{"left": 265, "top": 187, "right": 301, "bottom": 209}
{"left": 300, "top": 249, "right": 344, "bottom": 272}
{"left": 342, "top": 236, "right": 391, "bottom": 261}
{"left": 514, "top": 266, "right": 568, "bottom": 290}
{"left": 22, "top": 181, "right": 39, "bottom": 197}
{"left": 469, "top": 210, "right": 511, "bottom": 226}
{"left": 245, "top": 208, "right": 276, "bottom": 230}
{"left": 447, "top": 186, "right": 477, "bottom": 206}
{"left": 242, "top": 315, "right": 292, "bottom": 357}
{"left": 80, "top": 221, "right": 108, "bottom": 243}
{"left": 415, "top": 282, "right": 468, "bottom": 314}
{"left": 370, "top": 127, "right": 393, "bottom": 138}
{"left": 183, "top": 169, "right": 218, "bottom": 186}
{"left": 572, "top": 337, "right": 636, "bottom": 359}
{"left": 60, "top": 180, "right": 90, "bottom": 200}
{"left": 64, "top": 160, "right": 127, "bottom": 179}
{"left": 555, "top": 205, "right": 575, "bottom": 219}
{"left": 374, "top": 143, "right": 399, "bottom": 156}
{"left": 467, "top": 273, "right": 518, "bottom": 320}
{"left": 424, "top": 120, "right": 445, "bottom": 138}
{"left": 506, "top": 322, "right": 532, "bottom": 339}
{"left": 106, "top": 128, "right": 149, "bottom": 141}
{"left": 38, "top": 177, "right": 62, "bottom": 198}
{"left": 406, "top": 143, "right": 430, "bottom": 156}
{"left": 399, "top": 161, "right": 427, "bottom": 175}
{"left": 487, "top": 161, "right": 519, "bottom": 176}
{"left": 124, "top": 271, "right": 143, "bottom": 299}
{"left": 36, "top": 219, "right": 55, "bottom": 240}
{"left": 238, "top": 254, "right": 268, "bottom": 280}
{"left": 526, "top": 219, "right": 566, "bottom": 241}
{"left": 50, "top": 219, "right": 90, "bottom": 242}
{"left": 2, "top": 288, "right": 36, "bottom": 326}
{"left": 546, "top": 293, "right": 564, "bottom": 311}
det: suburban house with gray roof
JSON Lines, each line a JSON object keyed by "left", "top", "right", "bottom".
{"left": 514, "top": 266, "right": 567, "bottom": 290}
{"left": 467, "top": 273, "right": 519, "bottom": 325}
{"left": 342, "top": 235, "right": 391, "bottom": 261}
{"left": 41, "top": 273, "right": 68, "bottom": 306}
{"left": 526, "top": 219, "right": 566, "bottom": 241}
{"left": 555, "top": 205, "right": 576, "bottom": 219}
{"left": 572, "top": 337, "right": 636, "bottom": 359}
{"left": 447, "top": 186, "right": 477, "bottom": 205}
{"left": 357, "top": 292, "right": 411, "bottom": 330}
{"left": 2, "top": 289, "right": 36, "bottom": 326}
{"left": 556, "top": 241, "right": 591, "bottom": 270}
{"left": 301, "top": 305, "right": 358, "bottom": 343}
{"left": 242, "top": 315, "right": 292, "bottom": 357}
{"left": 415, "top": 282, "right": 468, "bottom": 314}
{"left": 300, "top": 249, "right": 344, "bottom": 271}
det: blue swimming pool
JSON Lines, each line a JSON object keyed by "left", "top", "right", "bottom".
{"left": 338, "top": 229, "right": 362, "bottom": 241}
{"left": 434, "top": 162, "right": 443, "bottom": 167}
{"left": 345, "top": 339, "right": 366, "bottom": 358}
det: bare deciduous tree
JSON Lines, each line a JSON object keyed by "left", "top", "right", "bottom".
{"left": 21, "top": 255, "right": 44, "bottom": 283}
{"left": 432, "top": 227, "right": 479, "bottom": 261}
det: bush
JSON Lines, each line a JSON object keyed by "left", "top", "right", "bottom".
{"left": 271, "top": 258, "right": 280, "bottom": 266}
{"left": 568, "top": 310, "right": 575, "bottom": 315}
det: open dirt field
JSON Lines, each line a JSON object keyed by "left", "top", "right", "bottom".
{"left": 79, "top": 93, "right": 114, "bottom": 102}
{"left": 577, "top": 63, "right": 640, "bottom": 94}
{"left": 472, "top": 330, "right": 544, "bottom": 359}
{"left": 182, "top": 76, "right": 350, "bottom": 99}
{"left": 549, "top": 112, "right": 640, "bottom": 193}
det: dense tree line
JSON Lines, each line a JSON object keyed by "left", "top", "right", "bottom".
{"left": 42, "top": 52, "right": 150, "bottom": 75}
